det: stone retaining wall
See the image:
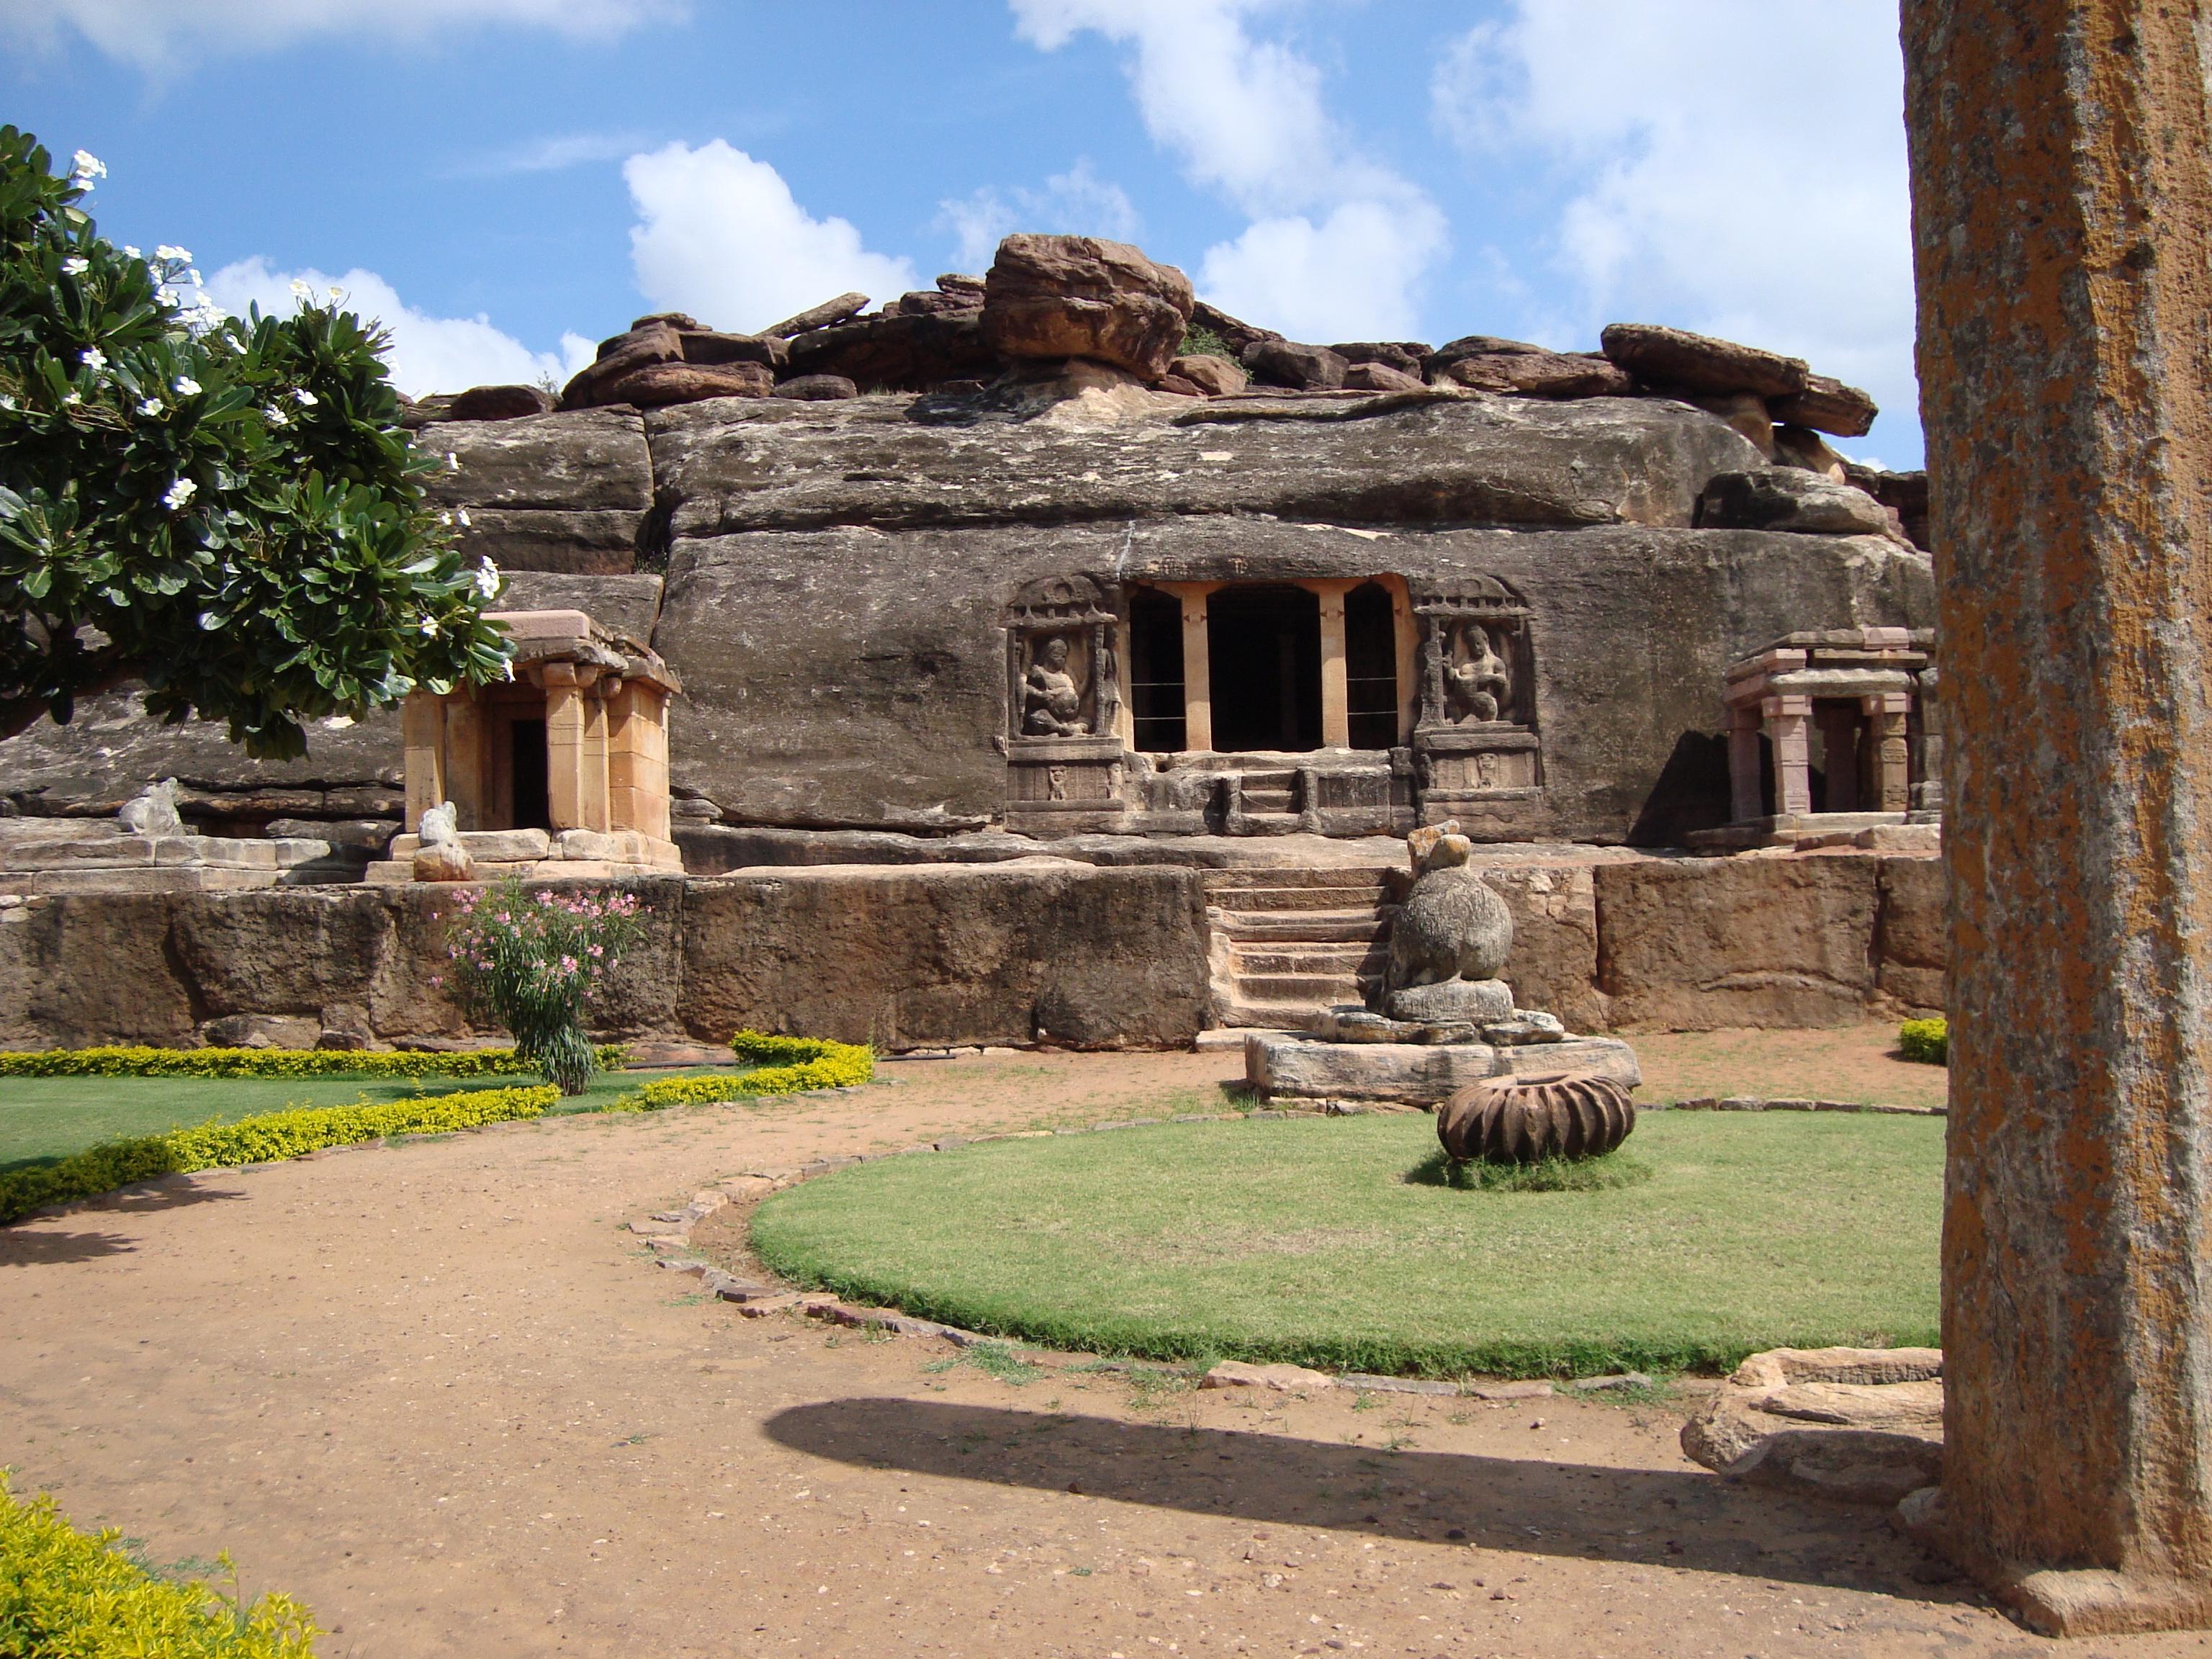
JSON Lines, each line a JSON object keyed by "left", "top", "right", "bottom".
{"left": 0, "top": 850, "right": 1940, "bottom": 1052}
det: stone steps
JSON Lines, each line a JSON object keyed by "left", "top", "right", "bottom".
{"left": 1205, "top": 866, "right": 1398, "bottom": 1028}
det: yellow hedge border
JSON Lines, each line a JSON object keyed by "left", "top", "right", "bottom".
{"left": 1899, "top": 1017, "right": 1948, "bottom": 1065}
{"left": 625, "top": 1031, "right": 874, "bottom": 1110}
{"left": 0, "top": 1084, "right": 557, "bottom": 1226}
{"left": 0, "top": 1474, "right": 317, "bottom": 1657}
{"left": 0, "top": 1044, "right": 624, "bottom": 1079}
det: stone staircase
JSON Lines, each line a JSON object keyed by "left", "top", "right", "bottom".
{"left": 1204, "top": 867, "right": 1396, "bottom": 1028}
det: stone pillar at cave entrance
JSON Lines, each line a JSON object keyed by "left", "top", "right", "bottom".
{"left": 1900, "top": 0, "right": 2212, "bottom": 1635}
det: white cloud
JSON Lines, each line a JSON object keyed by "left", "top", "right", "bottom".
{"left": 622, "top": 140, "right": 917, "bottom": 333}
{"left": 7, "top": 0, "right": 682, "bottom": 69}
{"left": 202, "top": 257, "right": 595, "bottom": 397}
{"left": 938, "top": 159, "right": 1142, "bottom": 272}
{"left": 1009, "top": 0, "right": 1447, "bottom": 344}
{"left": 1201, "top": 199, "right": 1448, "bottom": 343}
{"left": 459, "top": 130, "right": 650, "bottom": 179}
{"left": 1434, "top": 1, "right": 1917, "bottom": 455}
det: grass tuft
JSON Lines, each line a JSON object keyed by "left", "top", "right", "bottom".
{"left": 1406, "top": 1147, "right": 1655, "bottom": 1192}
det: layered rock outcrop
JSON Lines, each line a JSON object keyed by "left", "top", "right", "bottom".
{"left": 0, "top": 232, "right": 1930, "bottom": 848}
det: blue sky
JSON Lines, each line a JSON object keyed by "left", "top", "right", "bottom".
{"left": 8, "top": 1, "right": 1922, "bottom": 464}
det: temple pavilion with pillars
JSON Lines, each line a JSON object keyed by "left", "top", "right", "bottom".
{"left": 999, "top": 571, "right": 1544, "bottom": 840}
{"left": 371, "top": 608, "right": 684, "bottom": 882}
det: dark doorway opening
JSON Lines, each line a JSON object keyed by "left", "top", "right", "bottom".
{"left": 1208, "top": 585, "right": 1322, "bottom": 752}
{"left": 1344, "top": 582, "right": 1398, "bottom": 750}
{"left": 1128, "top": 588, "right": 1187, "bottom": 752}
{"left": 509, "top": 717, "right": 551, "bottom": 830}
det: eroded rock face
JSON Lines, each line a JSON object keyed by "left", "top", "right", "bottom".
{"left": 421, "top": 409, "right": 653, "bottom": 514}
{"left": 1439, "top": 350, "right": 1631, "bottom": 399}
{"left": 645, "top": 392, "right": 1769, "bottom": 536}
{"left": 1681, "top": 1346, "right": 1943, "bottom": 1504}
{"left": 1698, "top": 469, "right": 1894, "bottom": 536}
{"left": 979, "top": 233, "right": 1195, "bottom": 381}
{"left": 446, "top": 384, "right": 555, "bottom": 421}
{"left": 655, "top": 518, "right": 1929, "bottom": 835}
{"left": 1170, "top": 354, "right": 1246, "bottom": 396}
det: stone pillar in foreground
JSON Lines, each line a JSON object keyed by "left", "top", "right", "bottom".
{"left": 1900, "top": 0, "right": 2212, "bottom": 1634}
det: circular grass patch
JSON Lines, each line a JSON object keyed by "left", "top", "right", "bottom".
{"left": 750, "top": 1110, "right": 1942, "bottom": 1378}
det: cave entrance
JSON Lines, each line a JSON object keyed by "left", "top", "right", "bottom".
{"left": 1208, "top": 584, "right": 1323, "bottom": 752}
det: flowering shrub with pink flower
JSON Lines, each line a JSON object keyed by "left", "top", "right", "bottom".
{"left": 441, "top": 879, "right": 647, "bottom": 1093}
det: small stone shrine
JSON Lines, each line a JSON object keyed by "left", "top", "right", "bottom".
{"left": 369, "top": 609, "right": 683, "bottom": 884}
{"left": 1699, "top": 626, "right": 1938, "bottom": 848}
{"left": 1245, "top": 821, "right": 1641, "bottom": 1105}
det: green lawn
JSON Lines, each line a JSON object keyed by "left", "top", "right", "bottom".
{"left": 0, "top": 1067, "right": 729, "bottom": 1173}
{"left": 750, "top": 1111, "right": 1943, "bottom": 1378}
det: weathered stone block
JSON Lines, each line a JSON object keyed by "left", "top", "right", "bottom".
{"left": 454, "top": 508, "right": 644, "bottom": 575}
{"left": 1876, "top": 853, "right": 1945, "bottom": 1013}
{"left": 677, "top": 863, "right": 1210, "bottom": 1050}
{"left": 1594, "top": 854, "right": 1881, "bottom": 1028}
{"left": 420, "top": 409, "right": 652, "bottom": 513}
{"left": 0, "top": 895, "right": 197, "bottom": 1048}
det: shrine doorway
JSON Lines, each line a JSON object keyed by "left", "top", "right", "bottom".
{"left": 1208, "top": 584, "right": 1322, "bottom": 752}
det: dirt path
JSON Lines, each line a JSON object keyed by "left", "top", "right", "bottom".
{"left": 4, "top": 1042, "right": 2189, "bottom": 1658}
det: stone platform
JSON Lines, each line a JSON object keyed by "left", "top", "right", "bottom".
{"left": 0, "top": 819, "right": 331, "bottom": 896}
{"left": 1245, "top": 1030, "right": 1642, "bottom": 1107}
{"left": 366, "top": 827, "right": 683, "bottom": 885}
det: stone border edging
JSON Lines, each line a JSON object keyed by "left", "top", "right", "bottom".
{"left": 1647, "top": 1095, "right": 1943, "bottom": 1116}
{"left": 633, "top": 1106, "right": 1671, "bottom": 1398}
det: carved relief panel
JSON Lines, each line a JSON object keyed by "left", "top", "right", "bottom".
{"left": 999, "top": 572, "right": 1128, "bottom": 835}
{"left": 1412, "top": 575, "right": 1542, "bottom": 821}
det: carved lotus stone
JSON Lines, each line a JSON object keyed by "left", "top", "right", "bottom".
{"left": 1437, "top": 1070, "right": 1636, "bottom": 1164}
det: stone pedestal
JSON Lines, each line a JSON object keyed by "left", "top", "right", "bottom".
{"left": 1003, "top": 735, "right": 1127, "bottom": 835}
{"left": 1900, "top": 1, "right": 2212, "bottom": 1634}
{"left": 1246, "top": 1031, "right": 1640, "bottom": 1107}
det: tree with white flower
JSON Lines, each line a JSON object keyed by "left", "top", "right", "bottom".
{"left": 0, "top": 125, "right": 511, "bottom": 757}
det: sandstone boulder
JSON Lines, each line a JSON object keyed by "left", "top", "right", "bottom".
{"left": 979, "top": 233, "right": 1195, "bottom": 381}
{"left": 1342, "top": 361, "right": 1426, "bottom": 393}
{"left": 1170, "top": 354, "right": 1247, "bottom": 396}
{"left": 1681, "top": 1346, "right": 1943, "bottom": 1504}
{"left": 1773, "top": 423, "right": 1848, "bottom": 481}
{"left": 772, "top": 374, "right": 860, "bottom": 401}
{"left": 1698, "top": 469, "right": 1893, "bottom": 536}
{"left": 1771, "top": 373, "right": 1879, "bottom": 438}
{"left": 1156, "top": 374, "right": 1204, "bottom": 397}
{"left": 202, "top": 1012, "right": 323, "bottom": 1049}
{"left": 447, "top": 384, "right": 555, "bottom": 421}
{"left": 896, "top": 288, "right": 984, "bottom": 318}
{"left": 676, "top": 330, "right": 786, "bottom": 370}
{"left": 1242, "top": 338, "right": 1349, "bottom": 391}
{"left": 1845, "top": 463, "right": 1930, "bottom": 549}
{"left": 784, "top": 312, "right": 997, "bottom": 391}
{"left": 1190, "top": 298, "right": 1281, "bottom": 356}
{"left": 763, "top": 292, "right": 870, "bottom": 338}
{"left": 1331, "top": 341, "right": 1430, "bottom": 376}
{"left": 1600, "top": 323, "right": 1809, "bottom": 399}
{"left": 1439, "top": 349, "right": 1630, "bottom": 400}
{"left": 1686, "top": 392, "right": 1776, "bottom": 459}
{"left": 593, "top": 361, "right": 774, "bottom": 408}
{"left": 559, "top": 322, "right": 683, "bottom": 407}
{"left": 1877, "top": 853, "right": 1946, "bottom": 1011}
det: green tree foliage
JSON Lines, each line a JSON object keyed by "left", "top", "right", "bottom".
{"left": 0, "top": 125, "right": 509, "bottom": 758}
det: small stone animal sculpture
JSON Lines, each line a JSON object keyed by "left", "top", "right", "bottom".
{"left": 117, "top": 777, "right": 184, "bottom": 837}
{"left": 1385, "top": 819, "right": 1513, "bottom": 991}
{"left": 412, "top": 801, "right": 475, "bottom": 882}
{"left": 1437, "top": 1070, "right": 1635, "bottom": 1164}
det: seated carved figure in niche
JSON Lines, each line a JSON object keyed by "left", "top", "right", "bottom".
{"left": 1022, "top": 635, "right": 1089, "bottom": 737}
{"left": 1446, "top": 624, "right": 1511, "bottom": 724}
